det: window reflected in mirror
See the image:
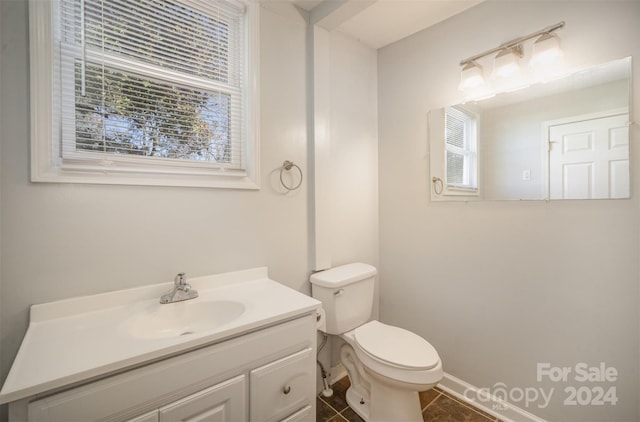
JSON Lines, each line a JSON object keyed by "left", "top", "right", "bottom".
{"left": 445, "top": 106, "right": 478, "bottom": 193}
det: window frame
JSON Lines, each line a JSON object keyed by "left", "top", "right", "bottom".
{"left": 29, "top": 0, "right": 260, "bottom": 189}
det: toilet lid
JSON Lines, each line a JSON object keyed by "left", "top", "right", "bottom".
{"left": 354, "top": 321, "right": 439, "bottom": 370}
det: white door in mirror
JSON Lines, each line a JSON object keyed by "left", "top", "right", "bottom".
{"left": 549, "top": 112, "right": 629, "bottom": 199}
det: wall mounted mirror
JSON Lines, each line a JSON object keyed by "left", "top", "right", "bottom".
{"left": 429, "top": 57, "right": 632, "bottom": 201}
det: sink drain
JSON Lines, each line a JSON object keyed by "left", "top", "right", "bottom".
{"left": 180, "top": 331, "right": 194, "bottom": 336}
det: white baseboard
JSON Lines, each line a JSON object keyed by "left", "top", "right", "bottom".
{"left": 327, "top": 366, "right": 546, "bottom": 422}
{"left": 437, "top": 372, "right": 548, "bottom": 422}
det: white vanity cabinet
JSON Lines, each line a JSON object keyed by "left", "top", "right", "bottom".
{"left": 18, "top": 314, "right": 316, "bottom": 422}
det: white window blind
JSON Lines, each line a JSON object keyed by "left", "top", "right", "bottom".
{"left": 445, "top": 106, "right": 477, "bottom": 190}
{"left": 59, "top": 0, "right": 246, "bottom": 168}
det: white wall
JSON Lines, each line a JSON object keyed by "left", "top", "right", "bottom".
{"left": 0, "top": 0, "right": 379, "bottom": 410}
{"left": 328, "top": 29, "right": 379, "bottom": 278}
{"left": 378, "top": 1, "right": 639, "bottom": 421}
{"left": 309, "top": 27, "right": 378, "bottom": 272}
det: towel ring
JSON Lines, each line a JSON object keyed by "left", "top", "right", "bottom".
{"left": 280, "top": 160, "right": 303, "bottom": 191}
{"left": 432, "top": 177, "right": 443, "bottom": 195}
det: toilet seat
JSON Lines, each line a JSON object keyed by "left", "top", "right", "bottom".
{"left": 354, "top": 321, "right": 439, "bottom": 370}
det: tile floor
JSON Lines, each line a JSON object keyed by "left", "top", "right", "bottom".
{"left": 317, "top": 377, "right": 503, "bottom": 422}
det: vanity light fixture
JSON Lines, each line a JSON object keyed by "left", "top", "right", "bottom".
{"left": 458, "top": 21, "right": 565, "bottom": 95}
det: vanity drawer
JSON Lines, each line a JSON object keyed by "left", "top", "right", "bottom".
{"left": 250, "top": 348, "right": 314, "bottom": 422}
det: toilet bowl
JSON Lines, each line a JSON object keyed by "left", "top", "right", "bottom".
{"left": 339, "top": 321, "right": 442, "bottom": 421}
{"left": 310, "top": 263, "right": 443, "bottom": 422}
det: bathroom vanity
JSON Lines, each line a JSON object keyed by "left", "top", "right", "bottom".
{"left": 0, "top": 268, "right": 321, "bottom": 422}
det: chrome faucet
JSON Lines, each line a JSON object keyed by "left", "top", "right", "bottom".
{"left": 160, "top": 272, "right": 199, "bottom": 304}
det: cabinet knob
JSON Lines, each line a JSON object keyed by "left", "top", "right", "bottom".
{"left": 283, "top": 385, "right": 291, "bottom": 395}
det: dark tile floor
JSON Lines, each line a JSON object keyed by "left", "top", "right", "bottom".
{"left": 317, "top": 376, "right": 503, "bottom": 422}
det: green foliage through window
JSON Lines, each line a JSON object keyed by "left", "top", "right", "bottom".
{"left": 75, "top": 62, "right": 232, "bottom": 162}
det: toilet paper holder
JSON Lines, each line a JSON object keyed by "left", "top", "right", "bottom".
{"left": 316, "top": 308, "right": 327, "bottom": 331}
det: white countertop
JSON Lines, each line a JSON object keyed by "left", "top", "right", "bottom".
{"left": 0, "top": 267, "right": 320, "bottom": 404}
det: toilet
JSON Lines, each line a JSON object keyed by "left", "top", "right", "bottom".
{"left": 310, "top": 263, "right": 442, "bottom": 422}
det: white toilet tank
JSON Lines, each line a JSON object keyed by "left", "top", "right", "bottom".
{"left": 310, "top": 263, "right": 377, "bottom": 335}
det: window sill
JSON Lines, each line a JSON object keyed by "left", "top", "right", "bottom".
{"left": 444, "top": 185, "right": 479, "bottom": 196}
{"left": 31, "top": 162, "right": 260, "bottom": 190}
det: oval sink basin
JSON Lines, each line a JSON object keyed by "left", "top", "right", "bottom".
{"left": 125, "top": 300, "right": 245, "bottom": 339}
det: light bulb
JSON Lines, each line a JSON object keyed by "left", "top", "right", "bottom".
{"left": 531, "top": 33, "right": 563, "bottom": 66}
{"left": 493, "top": 47, "right": 522, "bottom": 79}
{"left": 459, "top": 61, "right": 485, "bottom": 91}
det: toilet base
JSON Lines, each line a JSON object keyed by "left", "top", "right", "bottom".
{"left": 344, "top": 376, "right": 425, "bottom": 422}
{"left": 368, "top": 378, "right": 423, "bottom": 422}
{"left": 345, "top": 386, "right": 370, "bottom": 421}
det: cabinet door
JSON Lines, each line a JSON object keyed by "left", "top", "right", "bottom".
{"left": 250, "top": 348, "right": 314, "bottom": 422}
{"left": 126, "top": 410, "right": 159, "bottom": 422}
{"left": 280, "top": 405, "right": 312, "bottom": 422}
{"left": 159, "top": 375, "right": 246, "bottom": 422}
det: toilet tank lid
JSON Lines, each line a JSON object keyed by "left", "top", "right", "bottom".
{"left": 310, "top": 263, "right": 377, "bottom": 288}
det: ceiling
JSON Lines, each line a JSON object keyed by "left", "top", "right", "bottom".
{"left": 290, "top": 0, "right": 484, "bottom": 49}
